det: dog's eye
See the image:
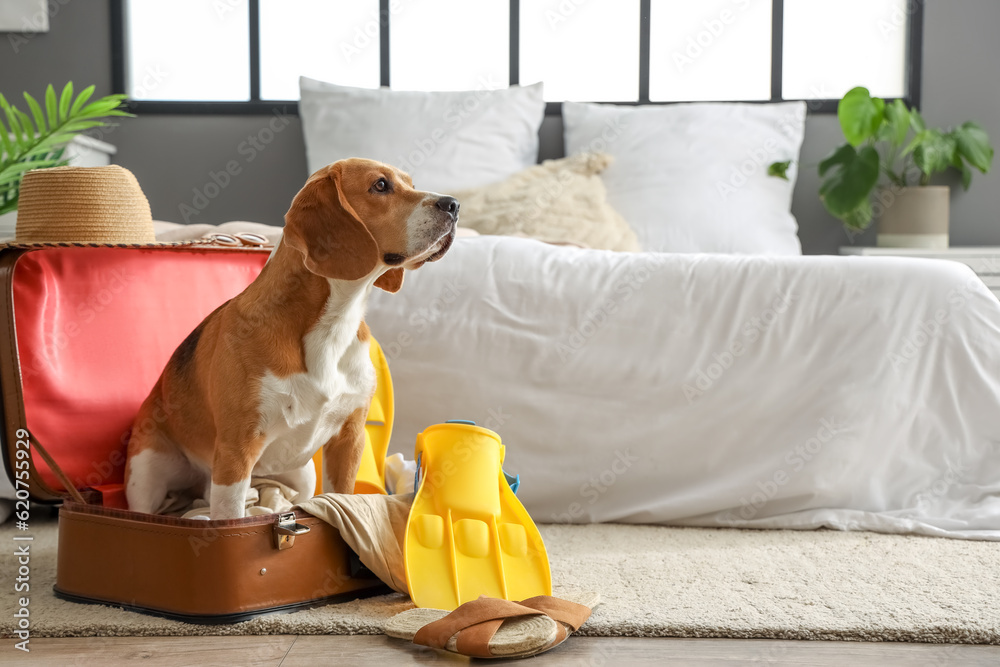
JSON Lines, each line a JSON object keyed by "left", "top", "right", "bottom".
{"left": 372, "top": 178, "right": 390, "bottom": 193}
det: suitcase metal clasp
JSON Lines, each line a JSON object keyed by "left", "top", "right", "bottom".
{"left": 273, "top": 512, "right": 311, "bottom": 550}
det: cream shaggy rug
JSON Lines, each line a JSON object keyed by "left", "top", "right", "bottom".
{"left": 2, "top": 514, "right": 999, "bottom": 643}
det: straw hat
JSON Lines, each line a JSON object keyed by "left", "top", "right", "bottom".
{"left": 12, "top": 165, "right": 157, "bottom": 245}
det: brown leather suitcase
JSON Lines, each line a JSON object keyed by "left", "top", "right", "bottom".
{"left": 0, "top": 243, "right": 386, "bottom": 623}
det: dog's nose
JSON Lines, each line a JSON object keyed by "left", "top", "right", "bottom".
{"left": 435, "top": 196, "right": 459, "bottom": 219}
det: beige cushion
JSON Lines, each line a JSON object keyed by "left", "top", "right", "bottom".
{"left": 452, "top": 153, "right": 641, "bottom": 252}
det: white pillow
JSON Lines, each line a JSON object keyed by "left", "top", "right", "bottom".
{"left": 562, "top": 101, "right": 807, "bottom": 255}
{"left": 299, "top": 77, "right": 546, "bottom": 193}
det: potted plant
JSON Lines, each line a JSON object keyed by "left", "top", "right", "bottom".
{"left": 1, "top": 82, "right": 130, "bottom": 216}
{"left": 770, "top": 86, "right": 994, "bottom": 247}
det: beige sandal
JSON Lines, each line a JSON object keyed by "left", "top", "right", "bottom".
{"left": 384, "top": 592, "right": 598, "bottom": 659}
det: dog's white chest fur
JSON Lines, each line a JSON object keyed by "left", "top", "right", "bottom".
{"left": 254, "top": 284, "right": 374, "bottom": 475}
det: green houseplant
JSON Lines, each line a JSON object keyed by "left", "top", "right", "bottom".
{"left": 770, "top": 87, "right": 994, "bottom": 244}
{"left": 0, "top": 82, "right": 130, "bottom": 215}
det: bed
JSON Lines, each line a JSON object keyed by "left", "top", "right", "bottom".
{"left": 367, "top": 235, "right": 1000, "bottom": 540}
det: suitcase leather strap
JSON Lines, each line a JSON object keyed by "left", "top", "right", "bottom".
{"left": 0, "top": 248, "right": 62, "bottom": 502}
{"left": 25, "top": 432, "right": 88, "bottom": 505}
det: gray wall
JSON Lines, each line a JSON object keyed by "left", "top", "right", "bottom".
{"left": 2, "top": 0, "right": 998, "bottom": 253}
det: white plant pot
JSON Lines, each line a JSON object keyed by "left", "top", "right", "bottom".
{"left": 876, "top": 186, "right": 950, "bottom": 249}
{"left": 0, "top": 210, "right": 15, "bottom": 241}
{"left": 0, "top": 135, "right": 116, "bottom": 242}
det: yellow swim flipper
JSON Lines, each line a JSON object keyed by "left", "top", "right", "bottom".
{"left": 404, "top": 421, "right": 552, "bottom": 610}
{"left": 354, "top": 337, "right": 394, "bottom": 494}
{"left": 312, "top": 336, "right": 394, "bottom": 495}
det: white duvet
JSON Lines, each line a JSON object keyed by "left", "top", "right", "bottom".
{"left": 367, "top": 236, "right": 1000, "bottom": 540}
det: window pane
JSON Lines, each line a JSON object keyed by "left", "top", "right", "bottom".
{"left": 649, "top": 0, "right": 771, "bottom": 102}
{"left": 260, "top": 0, "right": 380, "bottom": 99}
{"left": 783, "top": 0, "right": 907, "bottom": 100}
{"left": 126, "top": 0, "right": 250, "bottom": 101}
{"left": 391, "top": 0, "right": 508, "bottom": 92}
{"left": 520, "top": 0, "right": 639, "bottom": 102}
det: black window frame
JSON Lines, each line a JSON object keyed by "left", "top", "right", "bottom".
{"left": 110, "top": 0, "right": 924, "bottom": 115}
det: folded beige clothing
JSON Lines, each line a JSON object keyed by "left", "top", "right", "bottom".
{"left": 298, "top": 493, "right": 413, "bottom": 595}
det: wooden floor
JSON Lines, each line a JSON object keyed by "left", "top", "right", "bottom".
{"left": 7, "top": 635, "right": 1000, "bottom": 666}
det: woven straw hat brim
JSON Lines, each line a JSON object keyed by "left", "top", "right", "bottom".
{"left": 0, "top": 236, "right": 273, "bottom": 251}
{"left": 13, "top": 165, "right": 160, "bottom": 245}
{"left": 0, "top": 240, "right": 201, "bottom": 249}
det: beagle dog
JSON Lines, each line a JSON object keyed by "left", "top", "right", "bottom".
{"left": 124, "top": 158, "right": 459, "bottom": 519}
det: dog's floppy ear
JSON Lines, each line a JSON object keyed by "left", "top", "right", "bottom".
{"left": 283, "top": 165, "right": 378, "bottom": 280}
{"left": 374, "top": 268, "right": 404, "bottom": 293}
